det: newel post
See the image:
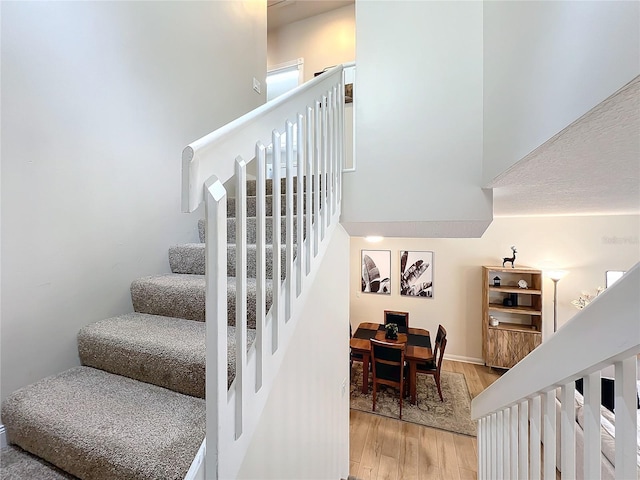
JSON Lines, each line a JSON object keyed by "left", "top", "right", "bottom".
{"left": 204, "top": 176, "right": 228, "bottom": 479}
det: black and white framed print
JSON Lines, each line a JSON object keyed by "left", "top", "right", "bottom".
{"left": 361, "top": 250, "right": 391, "bottom": 294}
{"left": 400, "top": 251, "right": 433, "bottom": 297}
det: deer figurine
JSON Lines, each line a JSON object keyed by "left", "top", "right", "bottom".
{"left": 502, "top": 246, "right": 517, "bottom": 268}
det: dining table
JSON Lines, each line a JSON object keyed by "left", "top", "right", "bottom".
{"left": 350, "top": 322, "right": 434, "bottom": 405}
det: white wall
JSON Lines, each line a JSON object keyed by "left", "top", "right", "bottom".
{"left": 350, "top": 215, "right": 640, "bottom": 363}
{"left": 267, "top": 4, "right": 355, "bottom": 82}
{"left": 238, "top": 225, "right": 350, "bottom": 480}
{"left": 267, "top": 5, "right": 356, "bottom": 170}
{"left": 0, "top": 1, "right": 266, "bottom": 402}
{"left": 483, "top": 0, "right": 640, "bottom": 185}
{"left": 343, "top": 1, "right": 492, "bottom": 239}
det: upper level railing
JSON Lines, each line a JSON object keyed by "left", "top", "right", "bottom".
{"left": 181, "top": 64, "right": 347, "bottom": 479}
{"left": 472, "top": 263, "right": 639, "bottom": 480}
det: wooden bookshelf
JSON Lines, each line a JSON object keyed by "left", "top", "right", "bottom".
{"left": 482, "top": 266, "right": 543, "bottom": 369}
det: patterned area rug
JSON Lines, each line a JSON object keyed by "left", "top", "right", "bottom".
{"left": 350, "top": 363, "right": 476, "bottom": 436}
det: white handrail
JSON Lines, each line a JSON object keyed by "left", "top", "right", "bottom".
{"left": 472, "top": 263, "right": 640, "bottom": 479}
{"left": 182, "top": 65, "right": 344, "bottom": 213}
{"left": 184, "top": 64, "right": 346, "bottom": 480}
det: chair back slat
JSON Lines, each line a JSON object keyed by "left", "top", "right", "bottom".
{"left": 370, "top": 338, "right": 406, "bottom": 417}
{"left": 384, "top": 310, "right": 409, "bottom": 329}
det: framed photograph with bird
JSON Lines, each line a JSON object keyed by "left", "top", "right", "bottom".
{"left": 399, "top": 251, "right": 434, "bottom": 297}
{"left": 361, "top": 250, "right": 391, "bottom": 294}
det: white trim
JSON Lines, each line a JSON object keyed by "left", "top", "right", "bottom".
{"left": 0, "top": 424, "right": 7, "bottom": 449}
{"left": 445, "top": 354, "right": 484, "bottom": 365}
{"left": 267, "top": 58, "right": 303, "bottom": 74}
{"left": 183, "top": 438, "right": 205, "bottom": 480}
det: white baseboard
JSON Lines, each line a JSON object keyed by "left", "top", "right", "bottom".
{"left": 444, "top": 354, "right": 484, "bottom": 365}
{"left": 1, "top": 424, "right": 7, "bottom": 449}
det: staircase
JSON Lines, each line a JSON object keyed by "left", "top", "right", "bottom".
{"left": 0, "top": 178, "right": 295, "bottom": 479}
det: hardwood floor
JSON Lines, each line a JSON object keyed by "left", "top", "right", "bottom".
{"left": 349, "top": 360, "right": 502, "bottom": 480}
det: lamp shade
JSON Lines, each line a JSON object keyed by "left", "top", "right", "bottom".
{"left": 546, "top": 269, "right": 568, "bottom": 281}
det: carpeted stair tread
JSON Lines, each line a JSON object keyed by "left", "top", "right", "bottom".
{"left": 227, "top": 193, "right": 307, "bottom": 217}
{"left": 77, "top": 313, "right": 256, "bottom": 396}
{"left": 169, "top": 242, "right": 293, "bottom": 278}
{"left": 198, "top": 216, "right": 304, "bottom": 244}
{"left": 131, "top": 274, "right": 273, "bottom": 328}
{"left": 78, "top": 313, "right": 205, "bottom": 398}
{"left": 1, "top": 445, "right": 78, "bottom": 480}
{"left": 131, "top": 274, "right": 205, "bottom": 322}
{"left": 1, "top": 366, "right": 205, "bottom": 480}
{"left": 245, "top": 177, "right": 306, "bottom": 197}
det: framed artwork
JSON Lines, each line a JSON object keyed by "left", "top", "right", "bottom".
{"left": 361, "top": 250, "right": 391, "bottom": 294}
{"left": 400, "top": 251, "right": 433, "bottom": 297}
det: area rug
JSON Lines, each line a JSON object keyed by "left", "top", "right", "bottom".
{"left": 350, "top": 363, "right": 477, "bottom": 436}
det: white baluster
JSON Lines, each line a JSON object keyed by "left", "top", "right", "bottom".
{"left": 321, "top": 94, "right": 328, "bottom": 238}
{"left": 271, "top": 130, "right": 282, "bottom": 353}
{"left": 614, "top": 357, "right": 637, "bottom": 480}
{"left": 332, "top": 84, "right": 338, "bottom": 216}
{"left": 327, "top": 88, "right": 334, "bottom": 218}
{"left": 560, "top": 383, "right": 576, "bottom": 478}
{"left": 519, "top": 399, "right": 529, "bottom": 479}
{"left": 254, "top": 143, "right": 266, "bottom": 392}
{"left": 285, "top": 121, "right": 294, "bottom": 322}
{"left": 305, "top": 107, "right": 313, "bottom": 274}
{"left": 204, "top": 176, "right": 228, "bottom": 479}
{"left": 543, "top": 390, "right": 556, "bottom": 480}
{"left": 478, "top": 418, "right": 485, "bottom": 480}
{"left": 491, "top": 412, "right": 497, "bottom": 480}
{"left": 296, "top": 113, "right": 304, "bottom": 297}
{"left": 504, "top": 406, "right": 511, "bottom": 479}
{"left": 497, "top": 409, "right": 504, "bottom": 479}
{"left": 530, "top": 395, "right": 541, "bottom": 480}
{"left": 313, "top": 101, "right": 321, "bottom": 255}
{"left": 511, "top": 403, "right": 519, "bottom": 480}
{"left": 234, "top": 157, "right": 247, "bottom": 440}
{"left": 320, "top": 95, "right": 329, "bottom": 232}
{"left": 583, "top": 372, "right": 601, "bottom": 480}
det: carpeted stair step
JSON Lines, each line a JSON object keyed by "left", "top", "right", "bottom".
{"left": 77, "top": 312, "right": 256, "bottom": 396}
{"left": 1, "top": 445, "right": 78, "bottom": 480}
{"left": 1, "top": 366, "right": 205, "bottom": 480}
{"left": 169, "top": 243, "right": 294, "bottom": 278}
{"left": 227, "top": 192, "right": 317, "bottom": 217}
{"left": 131, "top": 274, "right": 273, "bottom": 329}
{"left": 245, "top": 177, "right": 312, "bottom": 197}
{"left": 198, "top": 216, "right": 306, "bottom": 243}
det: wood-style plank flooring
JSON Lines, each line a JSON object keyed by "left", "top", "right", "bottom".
{"left": 349, "top": 360, "right": 502, "bottom": 480}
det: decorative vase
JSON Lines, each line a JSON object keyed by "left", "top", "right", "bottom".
{"left": 385, "top": 323, "right": 399, "bottom": 340}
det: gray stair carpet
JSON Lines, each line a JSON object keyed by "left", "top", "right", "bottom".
{"left": 2, "top": 366, "right": 205, "bottom": 480}
{"left": 78, "top": 312, "right": 256, "bottom": 396}
{"left": 1, "top": 177, "right": 294, "bottom": 479}
{"left": 131, "top": 273, "right": 274, "bottom": 329}
{"left": 169, "top": 242, "right": 292, "bottom": 278}
{"left": 1, "top": 446, "right": 78, "bottom": 480}
{"left": 226, "top": 192, "right": 305, "bottom": 217}
{"left": 198, "top": 215, "right": 304, "bottom": 244}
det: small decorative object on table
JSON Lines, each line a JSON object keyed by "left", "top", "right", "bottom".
{"left": 493, "top": 276, "right": 501, "bottom": 286}
{"left": 502, "top": 246, "right": 517, "bottom": 268}
{"left": 385, "top": 323, "right": 399, "bottom": 340}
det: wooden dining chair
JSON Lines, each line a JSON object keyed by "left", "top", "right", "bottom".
{"left": 415, "top": 324, "right": 447, "bottom": 401}
{"left": 384, "top": 310, "right": 409, "bottom": 329}
{"left": 350, "top": 323, "right": 364, "bottom": 376}
{"left": 370, "top": 338, "right": 406, "bottom": 419}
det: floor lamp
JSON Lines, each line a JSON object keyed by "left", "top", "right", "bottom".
{"left": 546, "top": 270, "right": 568, "bottom": 332}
